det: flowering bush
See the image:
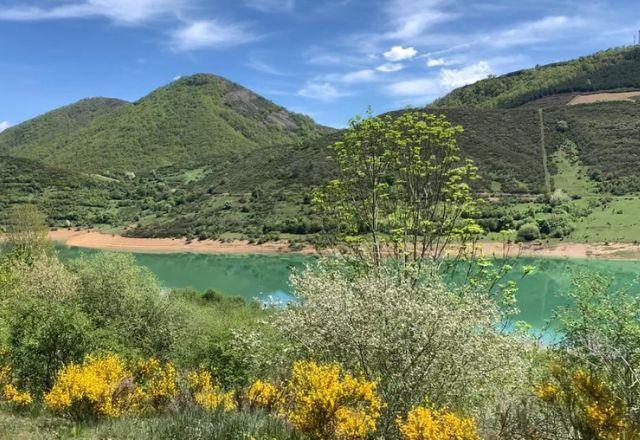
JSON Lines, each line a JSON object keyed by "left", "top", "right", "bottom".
{"left": 0, "top": 350, "right": 32, "bottom": 408}
{"left": 534, "top": 366, "right": 638, "bottom": 439}
{"left": 3, "top": 384, "right": 32, "bottom": 407}
{"left": 187, "top": 369, "right": 236, "bottom": 412}
{"left": 44, "top": 354, "right": 132, "bottom": 418}
{"left": 133, "top": 357, "right": 177, "bottom": 411}
{"left": 283, "top": 360, "right": 382, "bottom": 439}
{"left": 247, "top": 379, "right": 282, "bottom": 410}
{"left": 396, "top": 404, "right": 480, "bottom": 440}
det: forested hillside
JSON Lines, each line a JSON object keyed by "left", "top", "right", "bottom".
{"left": 1, "top": 74, "right": 332, "bottom": 173}
{"left": 433, "top": 46, "right": 640, "bottom": 108}
{"left": 0, "top": 97, "right": 127, "bottom": 156}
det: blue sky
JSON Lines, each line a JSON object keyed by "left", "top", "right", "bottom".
{"left": 0, "top": 0, "right": 638, "bottom": 129}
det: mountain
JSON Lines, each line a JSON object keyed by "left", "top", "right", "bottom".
{"left": 433, "top": 46, "right": 640, "bottom": 109}
{"left": 0, "top": 97, "right": 127, "bottom": 157}
{"left": 0, "top": 74, "right": 332, "bottom": 174}
{"left": 3, "top": 50, "right": 640, "bottom": 242}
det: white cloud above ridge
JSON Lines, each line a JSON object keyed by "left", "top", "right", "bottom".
{"left": 298, "top": 82, "right": 349, "bottom": 101}
{"left": 170, "top": 20, "right": 258, "bottom": 51}
{"left": 384, "top": 46, "right": 417, "bottom": 62}
{"left": 244, "top": 0, "right": 295, "bottom": 12}
{"left": 0, "top": 0, "right": 186, "bottom": 24}
{"left": 0, "top": 121, "right": 11, "bottom": 133}
{"left": 387, "top": 61, "right": 492, "bottom": 97}
{"left": 439, "top": 61, "right": 492, "bottom": 88}
{"left": 377, "top": 63, "right": 404, "bottom": 73}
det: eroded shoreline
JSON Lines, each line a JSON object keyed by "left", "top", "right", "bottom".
{"left": 48, "top": 229, "right": 640, "bottom": 260}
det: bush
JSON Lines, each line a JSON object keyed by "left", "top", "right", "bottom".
{"left": 275, "top": 261, "right": 530, "bottom": 437}
{"left": 517, "top": 223, "right": 540, "bottom": 242}
{"left": 397, "top": 404, "right": 480, "bottom": 440}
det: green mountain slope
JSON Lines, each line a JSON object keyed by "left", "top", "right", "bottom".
{"left": 433, "top": 46, "right": 640, "bottom": 109}
{"left": 0, "top": 97, "right": 127, "bottom": 156}
{"left": 3, "top": 74, "right": 332, "bottom": 174}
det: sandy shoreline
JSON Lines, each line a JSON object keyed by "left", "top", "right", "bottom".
{"left": 48, "top": 229, "right": 317, "bottom": 255}
{"left": 47, "top": 229, "right": 640, "bottom": 260}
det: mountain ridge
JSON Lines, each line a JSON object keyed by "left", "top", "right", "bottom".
{"left": 0, "top": 74, "right": 333, "bottom": 174}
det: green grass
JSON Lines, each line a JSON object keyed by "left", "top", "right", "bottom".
{"left": 572, "top": 196, "right": 640, "bottom": 242}
{"left": 0, "top": 408, "right": 305, "bottom": 440}
{"left": 551, "top": 151, "right": 596, "bottom": 197}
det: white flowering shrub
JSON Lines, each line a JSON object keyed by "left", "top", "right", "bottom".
{"left": 275, "top": 259, "right": 534, "bottom": 437}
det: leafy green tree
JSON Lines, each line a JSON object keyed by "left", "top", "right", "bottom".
{"left": 2, "top": 204, "right": 52, "bottom": 260}
{"left": 314, "top": 111, "right": 480, "bottom": 266}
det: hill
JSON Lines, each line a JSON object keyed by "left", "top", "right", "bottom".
{"left": 0, "top": 97, "right": 127, "bottom": 157}
{"left": 1, "top": 74, "right": 332, "bottom": 174}
{"left": 433, "top": 46, "right": 640, "bottom": 109}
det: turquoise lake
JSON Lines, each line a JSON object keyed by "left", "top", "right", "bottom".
{"left": 56, "top": 246, "right": 640, "bottom": 331}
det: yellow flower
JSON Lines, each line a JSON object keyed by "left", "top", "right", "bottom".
{"left": 133, "top": 357, "right": 177, "bottom": 411}
{"left": 187, "top": 369, "right": 236, "bottom": 412}
{"left": 247, "top": 379, "right": 283, "bottom": 409}
{"left": 3, "top": 384, "right": 32, "bottom": 407}
{"left": 44, "top": 354, "right": 131, "bottom": 418}
{"left": 284, "top": 360, "right": 382, "bottom": 440}
{"left": 397, "top": 404, "right": 480, "bottom": 440}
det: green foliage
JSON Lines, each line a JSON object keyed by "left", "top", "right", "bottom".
{"left": 434, "top": 46, "right": 640, "bottom": 108}
{"left": 315, "top": 111, "right": 480, "bottom": 264}
{"left": 517, "top": 223, "right": 540, "bottom": 242}
{"left": 69, "top": 253, "right": 185, "bottom": 358}
{"left": 1, "top": 74, "right": 332, "bottom": 173}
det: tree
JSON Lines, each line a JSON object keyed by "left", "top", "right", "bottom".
{"left": 2, "top": 204, "right": 52, "bottom": 260}
{"left": 314, "top": 111, "right": 480, "bottom": 267}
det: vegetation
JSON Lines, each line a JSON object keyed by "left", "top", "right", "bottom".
{"left": 434, "top": 46, "right": 640, "bottom": 109}
{"left": 0, "top": 74, "right": 332, "bottom": 173}
{"left": 2, "top": 100, "right": 640, "bottom": 439}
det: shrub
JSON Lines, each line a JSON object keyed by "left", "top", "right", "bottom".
{"left": 275, "top": 262, "right": 529, "bottom": 437}
{"left": 246, "top": 379, "right": 282, "bottom": 410}
{"left": 283, "top": 360, "right": 382, "bottom": 440}
{"left": 549, "top": 188, "right": 570, "bottom": 206}
{"left": 186, "top": 370, "right": 236, "bottom": 412}
{"left": 517, "top": 223, "right": 540, "bottom": 242}
{"left": 69, "top": 253, "right": 185, "bottom": 359}
{"left": 396, "top": 404, "right": 480, "bottom": 440}
{"left": 133, "top": 357, "right": 178, "bottom": 412}
{"left": 44, "top": 354, "right": 132, "bottom": 418}
{"left": 535, "top": 366, "right": 638, "bottom": 439}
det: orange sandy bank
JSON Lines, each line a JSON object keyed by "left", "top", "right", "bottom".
{"left": 48, "top": 229, "right": 640, "bottom": 260}
{"left": 49, "top": 229, "right": 317, "bottom": 255}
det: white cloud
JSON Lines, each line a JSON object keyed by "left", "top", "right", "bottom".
{"left": 0, "top": 0, "right": 185, "bottom": 25}
{"left": 298, "top": 82, "right": 349, "bottom": 101}
{"left": 439, "top": 61, "right": 492, "bottom": 88}
{"left": 376, "top": 63, "right": 404, "bottom": 73}
{"left": 386, "top": 78, "right": 442, "bottom": 97}
{"left": 387, "top": 61, "right": 492, "bottom": 97}
{"left": 427, "top": 58, "right": 453, "bottom": 67}
{"left": 170, "top": 20, "right": 257, "bottom": 51}
{"left": 383, "top": 0, "right": 454, "bottom": 40}
{"left": 244, "top": 0, "right": 295, "bottom": 12}
{"left": 247, "top": 58, "right": 289, "bottom": 76}
{"left": 384, "top": 46, "right": 417, "bottom": 62}
{"left": 325, "top": 69, "right": 377, "bottom": 83}
{"left": 173, "top": 75, "right": 182, "bottom": 81}
{"left": 0, "top": 121, "right": 11, "bottom": 133}
{"left": 486, "top": 16, "right": 588, "bottom": 48}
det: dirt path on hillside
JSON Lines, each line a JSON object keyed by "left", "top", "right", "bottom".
{"left": 47, "top": 229, "right": 640, "bottom": 260}
{"left": 568, "top": 91, "right": 640, "bottom": 105}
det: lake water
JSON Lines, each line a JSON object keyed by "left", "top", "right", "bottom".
{"left": 56, "top": 246, "right": 640, "bottom": 331}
